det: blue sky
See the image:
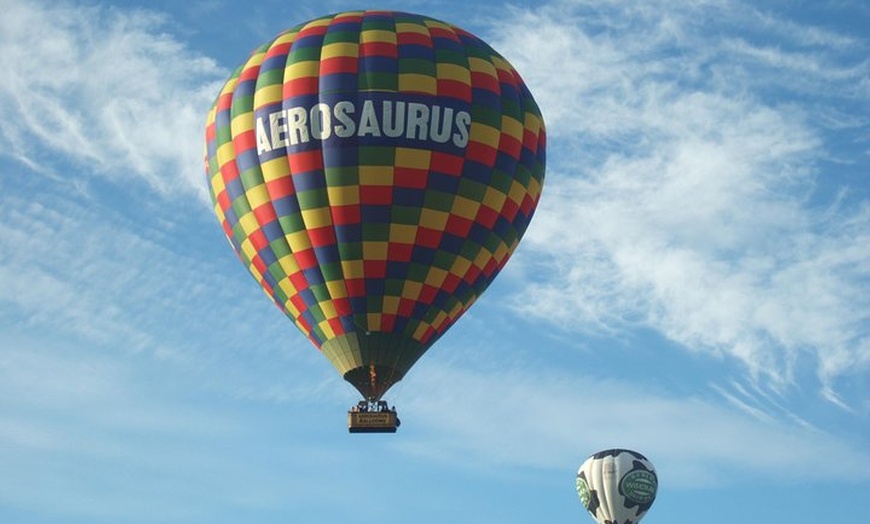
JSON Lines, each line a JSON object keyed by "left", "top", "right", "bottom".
{"left": 0, "top": 0, "right": 867, "bottom": 523}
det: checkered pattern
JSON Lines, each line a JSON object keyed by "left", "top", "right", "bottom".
{"left": 204, "top": 11, "right": 546, "bottom": 400}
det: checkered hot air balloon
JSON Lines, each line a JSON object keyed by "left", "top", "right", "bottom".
{"left": 204, "top": 10, "right": 545, "bottom": 410}
{"left": 576, "top": 449, "right": 658, "bottom": 524}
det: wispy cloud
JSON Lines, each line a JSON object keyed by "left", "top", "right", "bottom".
{"left": 0, "top": 0, "right": 225, "bottom": 200}
{"left": 483, "top": 1, "right": 869, "bottom": 401}
{"left": 397, "top": 359, "right": 870, "bottom": 487}
{"left": 0, "top": 183, "right": 335, "bottom": 398}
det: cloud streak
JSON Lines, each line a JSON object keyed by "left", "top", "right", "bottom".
{"left": 484, "top": 0, "right": 869, "bottom": 400}
{"left": 0, "top": 0, "right": 225, "bottom": 200}
{"left": 0, "top": 180, "right": 338, "bottom": 402}
{"left": 397, "top": 358, "right": 870, "bottom": 487}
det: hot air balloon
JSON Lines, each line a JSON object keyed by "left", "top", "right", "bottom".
{"left": 576, "top": 449, "right": 658, "bottom": 524}
{"left": 204, "top": 10, "right": 545, "bottom": 432}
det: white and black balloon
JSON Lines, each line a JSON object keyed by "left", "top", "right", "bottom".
{"left": 575, "top": 449, "right": 658, "bottom": 524}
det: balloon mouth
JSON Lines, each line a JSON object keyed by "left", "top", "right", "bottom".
{"left": 321, "top": 332, "right": 427, "bottom": 400}
{"left": 343, "top": 364, "right": 404, "bottom": 401}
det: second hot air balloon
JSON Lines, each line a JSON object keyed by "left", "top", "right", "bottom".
{"left": 576, "top": 449, "right": 658, "bottom": 524}
{"left": 204, "top": 10, "right": 545, "bottom": 431}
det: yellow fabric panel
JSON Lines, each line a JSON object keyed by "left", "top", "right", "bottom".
{"left": 524, "top": 112, "right": 544, "bottom": 138}
{"left": 250, "top": 268, "right": 265, "bottom": 286}
{"left": 319, "top": 301, "right": 338, "bottom": 321}
{"left": 254, "top": 84, "right": 283, "bottom": 109}
{"left": 210, "top": 172, "right": 227, "bottom": 199}
{"left": 430, "top": 310, "right": 448, "bottom": 331}
{"left": 482, "top": 186, "right": 507, "bottom": 212}
{"left": 341, "top": 260, "right": 364, "bottom": 279}
{"left": 231, "top": 112, "right": 255, "bottom": 134}
{"left": 317, "top": 319, "right": 336, "bottom": 340}
{"left": 245, "top": 184, "right": 271, "bottom": 210}
{"left": 363, "top": 241, "right": 389, "bottom": 260}
{"left": 212, "top": 202, "right": 226, "bottom": 223}
{"left": 205, "top": 105, "right": 216, "bottom": 129}
{"left": 240, "top": 237, "right": 257, "bottom": 262}
{"left": 272, "top": 31, "right": 298, "bottom": 47}
{"left": 285, "top": 61, "right": 319, "bottom": 80}
{"left": 261, "top": 158, "right": 291, "bottom": 182}
{"left": 327, "top": 185, "right": 360, "bottom": 205}
{"left": 277, "top": 254, "right": 300, "bottom": 276}
{"left": 436, "top": 63, "right": 471, "bottom": 84}
{"left": 321, "top": 42, "right": 359, "bottom": 59}
{"left": 423, "top": 19, "right": 452, "bottom": 31}
{"left": 491, "top": 55, "right": 513, "bottom": 76}
{"left": 216, "top": 142, "right": 236, "bottom": 169}
{"left": 412, "top": 321, "right": 432, "bottom": 340}
{"left": 395, "top": 147, "right": 431, "bottom": 169}
{"left": 217, "top": 76, "right": 239, "bottom": 99}
{"left": 402, "top": 280, "right": 423, "bottom": 300}
{"left": 507, "top": 180, "right": 527, "bottom": 205}
{"left": 493, "top": 243, "right": 510, "bottom": 264}
{"left": 396, "top": 22, "right": 429, "bottom": 35}
{"left": 325, "top": 280, "right": 348, "bottom": 299}
{"left": 448, "top": 301, "right": 464, "bottom": 319}
{"left": 360, "top": 29, "right": 397, "bottom": 44}
{"left": 278, "top": 278, "right": 300, "bottom": 300}
{"left": 528, "top": 176, "right": 543, "bottom": 201}
{"left": 389, "top": 224, "right": 418, "bottom": 244}
{"left": 382, "top": 296, "right": 400, "bottom": 315}
{"left": 286, "top": 230, "right": 313, "bottom": 250}
{"left": 469, "top": 122, "right": 501, "bottom": 149}
{"left": 467, "top": 56, "right": 497, "bottom": 78}
{"left": 473, "top": 248, "right": 493, "bottom": 269}
{"left": 238, "top": 212, "right": 260, "bottom": 235}
{"left": 279, "top": 291, "right": 301, "bottom": 318}
{"left": 301, "top": 207, "right": 333, "bottom": 228}
{"left": 359, "top": 166, "right": 394, "bottom": 186}
{"left": 399, "top": 73, "right": 437, "bottom": 94}
{"left": 304, "top": 17, "right": 335, "bottom": 29}
{"left": 451, "top": 195, "right": 480, "bottom": 220}
{"left": 419, "top": 208, "right": 449, "bottom": 229}
{"left": 449, "top": 256, "right": 472, "bottom": 277}
{"left": 238, "top": 49, "right": 266, "bottom": 82}
{"left": 424, "top": 268, "right": 448, "bottom": 288}
{"left": 501, "top": 114, "right": 524, "bottom": 142}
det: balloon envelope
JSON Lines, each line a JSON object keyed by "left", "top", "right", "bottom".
{"left": 204, "top": 11, "right": 546, "bottom": 400}
{"left": 576, "top": 449, "right": 658, "bottom": 524}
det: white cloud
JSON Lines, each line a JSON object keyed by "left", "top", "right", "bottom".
{"left": 482, "top": 1, "right": 869, "bottom": 398}
{"left": 397, "top": 360, "right": 870, "bottom": 487}
{"left": 0, "top": 193, "right": 178, "bottom": 352}
{"left": 0, "top": 0, "right": 225, "bottom": 200}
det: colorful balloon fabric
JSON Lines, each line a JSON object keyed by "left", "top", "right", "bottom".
{"left": 204, "top": 10, "right": 546, "bottom": 400}
{"left": 576, "top": 449, "right": 658, "bottom": 524}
